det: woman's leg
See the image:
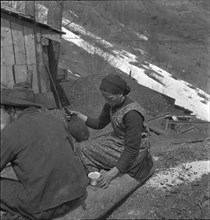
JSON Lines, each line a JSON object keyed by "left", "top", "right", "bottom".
{"left": 77, "top": 135, "right": 124, "bottom": 173}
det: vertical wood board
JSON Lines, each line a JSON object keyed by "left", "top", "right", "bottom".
{"left": 1, "top": 65, "right": 15, "bottom": 88}
{"left": 35, "top": 32, "right": 47, "bottom": 93}
{"left": 11, "top": 20, "right": 27, "bottom": 65}
{"left": 23, "top": 26, "right": 36, "bottom": 64}
{"left": 13, "top": 65, "right": 28, "bottom": 83}
{"left": 42, "top": 45, "right": 51, "bottom": 92}
{"left": 1, "top": 17, "right": 15, "bottom": 65}
{"left": 27, "top": 64, "right": 39, "bottom": 93}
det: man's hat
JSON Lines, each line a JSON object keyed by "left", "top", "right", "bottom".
{"left": 1, "top": 85, "right": 42, "bottom": 108}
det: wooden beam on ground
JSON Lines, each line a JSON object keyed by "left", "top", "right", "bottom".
{"left": 175, "top": 115, "right": 196, "bottom": 119}
{"left": 168, "top": 120, "right": 210, "bottom": 124}
{"left": 164, "top": 132, "right": 210, "bottom": 144}
{"left": 177, "top": 126, "right": 195, "bottom": 134}
{"left": 54, "top": 174, "right": 141, "bottom": 220}
{"left": 148, "top": 112, "right": 171, "bottom": 122}
{"left": 148, "top": 124, "right": 168, "bottom": 135}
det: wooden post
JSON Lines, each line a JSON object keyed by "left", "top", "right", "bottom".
{"left": 48, "top": 40, "right": 62, "bottom": 109}
{"left": 25, "top": 1, "right": 35, "bottom": 18}
{"left": 165, "top": 119, "right": 169, "bottom": 130}
{"left": 47, "top": 1, "right": 64, "bottom": 30}
{"left": 44, "top": 1, "right": 64, "bottom": 108}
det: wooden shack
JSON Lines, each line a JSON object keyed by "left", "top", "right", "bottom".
{"left": 1, "top": 1, "right": 64, "bottom": 109}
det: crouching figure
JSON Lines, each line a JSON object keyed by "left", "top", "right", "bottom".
{"left": 0, "top": 86, "right": 88, "bottom": 220}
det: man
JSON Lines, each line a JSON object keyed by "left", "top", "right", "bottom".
{"left": 0, "top": 86, "right": 89, "bottom": 219}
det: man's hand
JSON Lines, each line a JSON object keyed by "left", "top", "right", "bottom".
{"left": 97, "top": 167, "right": 119, "bottom": 189}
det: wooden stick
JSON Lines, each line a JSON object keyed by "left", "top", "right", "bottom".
{"left": 177, "top": 126, "right": 195, "bottom": 134}
{"left": 168, "top": 120, "right": 210, "bottom": 124}
{"left": 165, "top": 119, "right": 169, "bottom": 130}
{"left": 148, "top": 112, "right": 171, "bottom": 121}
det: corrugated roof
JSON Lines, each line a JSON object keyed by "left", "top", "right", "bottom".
{"left": 1, "top": 6, "right": 65, "bottom": 34}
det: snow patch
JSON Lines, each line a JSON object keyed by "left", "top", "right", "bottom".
{"left": 63, "top": 19, "right": 113, "bottom": 48}
{"left": 67, "top": 10, "right": 78, "bottom": 18}
{"left": 147, "top": 160, "right": 210, "bottom": 190}
{"left": 133, "top": 48, "right": 148, "bottom": 56}
{"left": 136, "top": 32, "right": 148, "bottom": 41}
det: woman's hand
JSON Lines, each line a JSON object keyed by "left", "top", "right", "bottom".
{"left": 64, "top": 109, "right": 78, "bottom": 121}
{"left": 97, "top": 167, "right": 119, "bottom": 189}
{"left": 64, "top": 109, "right": 88, "bottom": 122}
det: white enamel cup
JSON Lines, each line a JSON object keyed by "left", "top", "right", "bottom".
{"left": 88, "top": 172, "right": 101, "bottom": 186}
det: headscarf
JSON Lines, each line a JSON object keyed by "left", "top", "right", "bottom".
{"left": 100, "top": 74, "right": 130, "bottom": 95}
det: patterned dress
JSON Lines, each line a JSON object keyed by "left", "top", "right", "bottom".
{"left": 77, "top": 102, "right": 154, "bottom": 181}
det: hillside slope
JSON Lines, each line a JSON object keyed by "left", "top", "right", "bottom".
{"left": 59, "top": 0, "right": 210, "bottom": 93}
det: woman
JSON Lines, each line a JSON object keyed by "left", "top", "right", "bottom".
{"left": 69, "top": 73, "right": 154, "bottom": 189}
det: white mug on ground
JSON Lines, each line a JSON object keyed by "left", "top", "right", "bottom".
{"left": 88, "top": 172, "right": 101, "bottom": 186}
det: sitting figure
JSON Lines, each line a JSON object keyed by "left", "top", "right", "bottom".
{"left": 68, "top": 73, "right": 155, "bottom": 189}
{"left": 0, "top": 85, "right": 88, "bottom": 220}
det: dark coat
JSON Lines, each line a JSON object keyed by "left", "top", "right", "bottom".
{"left": 1, "top": 107, "right": 88, "bottom": 213}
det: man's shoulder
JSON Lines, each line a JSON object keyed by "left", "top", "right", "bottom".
{"left": 1, "top": 121, "right": 19, "bottom": 140}
{"left": 40, "top": 109, "right": 65, "bottom": 121}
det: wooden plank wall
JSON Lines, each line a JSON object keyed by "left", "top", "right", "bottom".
{"left": 24, "top": 25, "right": 39, "bottom": 93}
{"left": 1, "top": 16, "right": 15, "bottom": 87}
{"left": 0, "top": 13, "right": 57, "bottom": 94}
